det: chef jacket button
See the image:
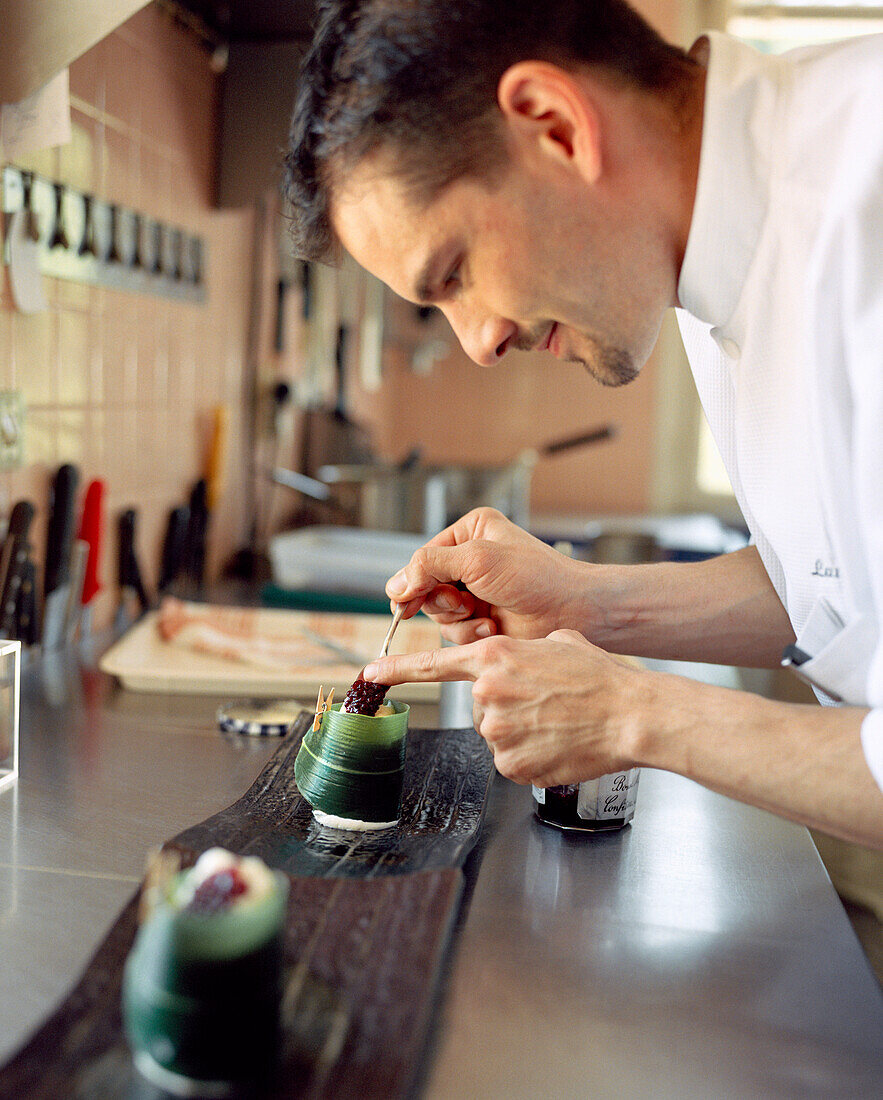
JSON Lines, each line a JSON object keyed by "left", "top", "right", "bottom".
{"left": 710, "top": 327, "right": 740, "bottom": 359}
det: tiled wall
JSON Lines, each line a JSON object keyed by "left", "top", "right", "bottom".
{"left": 0, "top": 4, "right": 254, "bottom": 632}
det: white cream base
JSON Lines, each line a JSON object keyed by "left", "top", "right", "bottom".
{"left": 134, "top": 1050, "right": 233, "bottom": 1098}
{"left": 312, "top": 809, "right": 398, "bottom": 831}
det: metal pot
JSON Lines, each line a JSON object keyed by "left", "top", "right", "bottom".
{"left": 309, "top": 423, "right": 616, "bottom": 534}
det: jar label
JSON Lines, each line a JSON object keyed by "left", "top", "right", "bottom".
{"left": 577, "top": 770, "right": 639, "bottom": 821}
{"left": 531, "top": 785, "right": 546, "bottom": 804}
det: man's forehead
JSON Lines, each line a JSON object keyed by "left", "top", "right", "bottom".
{"left": 331, "top": 165, "right": 446, "bottom": 302}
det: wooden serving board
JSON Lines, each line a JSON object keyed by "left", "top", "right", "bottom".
{"left": 0, "top": 716, "right": 494, "bottom": 1099}
{"left": 0, "top": 867, "right": 463, "bottom": 1100}
{"left": 99, "top": 604, "right": 441, "bottom": 703}
{"left": 174, "top": 714, "right": 494, "bottom": 877}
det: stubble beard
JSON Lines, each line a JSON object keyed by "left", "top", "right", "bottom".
{"left": 565, "top": 331, "right": 639, "bottom": 387}
{"left": 516, "top": 323, "right": 639, "bottom": 387}
{"left": 579, "top": 344, "right": 639, "bottom": 387}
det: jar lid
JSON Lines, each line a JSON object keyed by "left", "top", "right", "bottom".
{"left": 216, "top": 699, "right": 304, "bottom": 737}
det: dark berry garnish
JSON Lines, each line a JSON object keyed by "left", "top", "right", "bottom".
{"left": 187, "top": 868, "right": 248, "bottom": 913}
{"left": 342, "top": 675, "right": 389, "bottom": 716}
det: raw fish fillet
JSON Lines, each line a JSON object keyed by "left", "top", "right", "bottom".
{"left": 156, "top": 597, "right": 343, "bottom": 671}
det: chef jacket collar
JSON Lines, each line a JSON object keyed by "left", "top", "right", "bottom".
{"left": 678, "top": 32, "right": 785, "bottom": 330}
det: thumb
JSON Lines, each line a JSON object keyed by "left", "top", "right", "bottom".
{"left": 387, "top": 543, "right": 480, "bottom": 604}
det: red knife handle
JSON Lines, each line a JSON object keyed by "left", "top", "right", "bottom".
{"left": 78, "top": 479, "right": 106, "bottom": 605}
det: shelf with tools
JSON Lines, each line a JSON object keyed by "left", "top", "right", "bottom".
{"left": 1, "top": 165, "right": 207, "bottom": 304}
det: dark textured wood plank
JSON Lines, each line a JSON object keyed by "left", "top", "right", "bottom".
{"left": 0, "top": 862, "right": 464, "bottom": 1100}
{"left": 174, "top": 717, "right": 494, "bottom": 878}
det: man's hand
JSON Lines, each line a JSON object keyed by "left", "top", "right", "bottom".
{"left": 364, "top": 629, "right": 643, "bottom": 786}
{"left": 387, "top": 507, "right": 591, "bottom": 643}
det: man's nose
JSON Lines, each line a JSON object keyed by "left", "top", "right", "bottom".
{"left": 446, "top": 308, "right": 517, "bottom": 367}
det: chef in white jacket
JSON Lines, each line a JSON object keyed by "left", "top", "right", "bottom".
{"left": 284, "top": 1, "right": 883, "bottom": 847}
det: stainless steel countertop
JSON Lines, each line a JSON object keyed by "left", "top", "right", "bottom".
{"left": 1, "top": 644, "right": 882, "bottom": 1097}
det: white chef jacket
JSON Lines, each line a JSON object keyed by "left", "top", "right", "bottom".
{"left": 676, "top": 31, "right": 883, "bottom": 790}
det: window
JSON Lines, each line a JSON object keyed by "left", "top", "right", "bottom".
{"left": 728, "top": 1, "right": 883, "bottom": 54}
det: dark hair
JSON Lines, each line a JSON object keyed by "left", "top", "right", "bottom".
{"left": 284, "top": 0, "right": 695, "bottom": 262}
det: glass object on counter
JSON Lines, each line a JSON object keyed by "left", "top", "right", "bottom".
{"left": 0, "top": 640, "right": 21, "bottom": 793}
{"left": 533, "top": 769, "right": 639, "bottom": 832}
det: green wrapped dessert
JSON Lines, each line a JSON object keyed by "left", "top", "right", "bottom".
{"left": 123, "top": 847, "right": 289, "bottom": 1096}
{"left": 295, "top": 678, "right": 409, "bottom": 830}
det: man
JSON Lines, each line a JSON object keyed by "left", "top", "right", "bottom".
{"left": 285, "top": 1, "right": 883, "bottom": 847}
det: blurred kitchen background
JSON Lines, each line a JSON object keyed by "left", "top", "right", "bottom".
{"left": 3, "top": 0, "right": 882, "bottom": 628}
{"left": 2, "top": 0, "right": 883, "bottom": 970}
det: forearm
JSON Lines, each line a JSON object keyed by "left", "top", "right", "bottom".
{"left": 630, "top": 671, "right": 883, "bottom": 848}
{"left": 576, "top": 545, "right": 795, "bottom": 667}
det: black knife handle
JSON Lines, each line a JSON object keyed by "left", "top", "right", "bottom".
{"left": 45, "top": 464, "right": 79, "bottom": 594}
{"left": 118, "top": 509, "right": 137, "bottom": 586}
{"left": 159, "top": 505, "right": 189, "bottom": 593}
{"left": 1, "top": 501, "right": 36, "bottom": 637}
{"left": 8, "top": 499, "right": 35, "bottom": 540}
{"left": 15, "top": 556, "right": 40, "bottom": 645}
{"left": 118, "top": 509, "right": 151, "bottom": 612}
{"left": 184, "top": 480, "right": 208, "bottom": 587}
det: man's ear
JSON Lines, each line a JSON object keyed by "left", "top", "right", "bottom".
{"left": 497, "top": 61, "right": 602, "bottom": 184}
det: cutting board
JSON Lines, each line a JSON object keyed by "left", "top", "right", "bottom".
{"left": 99, "top": 604, "right": 442, "bottom": 702}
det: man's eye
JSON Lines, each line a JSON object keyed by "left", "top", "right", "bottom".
{"left": 443, "top": 267, "right": 461, "bottom": 292}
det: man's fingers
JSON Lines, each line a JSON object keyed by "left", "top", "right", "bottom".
{"left": 422, "top": 585, "right": 476, "bottom": 622}
{"left": 440, "top": 619, "right": 498, "bottom": 645}
{"left": 363, "top": 644, "right": 481, "bottom": 686}
{"left": 386, "top": 543, "right": 484, "bottom": 604}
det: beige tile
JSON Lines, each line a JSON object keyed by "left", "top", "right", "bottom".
{"left": 12, "top": 310, "right": 57, "bottom": 406}
{"left": 109, "top": 405, "right": 140, "bottom": 490}
{"left": 57, "top": 408, "right": 87, "bottom": 464}
{"left": 101, "top": 304, "right": 138, "bottom": 407}
{"left": 58, "top": 111, "right": 98, "bottom": 193}
{"left": 139, "top": 146, "right": 172, "bottom": 222}
{"left": 57, "top": 311, "right": 91, "bottom": 406}
{"left": 140, "top": 57, "right": 177, "bottom": 156}
{"left": 55, "top": 279, "right": 93, "bottom": 312}
{"left": 82, "top": 408, "right": 106, "bottom": 475}
{"left": 11, "top": 145, "right": 58, "bottom": 179}
{"left": 104, "top": 127, "right": 138, "bottom": 209}
{"left": 0, "top": 311, "right": 13, "bottom": 390}
{"left": 137, "top": 301, "right": 158, "bottom": 405}
{"left": 25, "top": 408, "right": 59, "bottom": 467}
{"left": 88, "top": 319, "right": 105, "bottom": 408}
{"left": 103, "top": 33, "right": 142, "bottom": 133}
{"left": 69, "top": 38, "right": 105, "bottom": 114}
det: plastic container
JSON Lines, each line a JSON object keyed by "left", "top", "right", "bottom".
{"left": 268, "top": 526, "right": 424, "bottom": 597}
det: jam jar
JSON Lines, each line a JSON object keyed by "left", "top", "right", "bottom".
{"left": 533, "top": 770, "right": 640, "bottom": 832}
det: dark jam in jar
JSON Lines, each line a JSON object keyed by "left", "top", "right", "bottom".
{"left": 533, "top": 772, "right": 638, "bottom": 833}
